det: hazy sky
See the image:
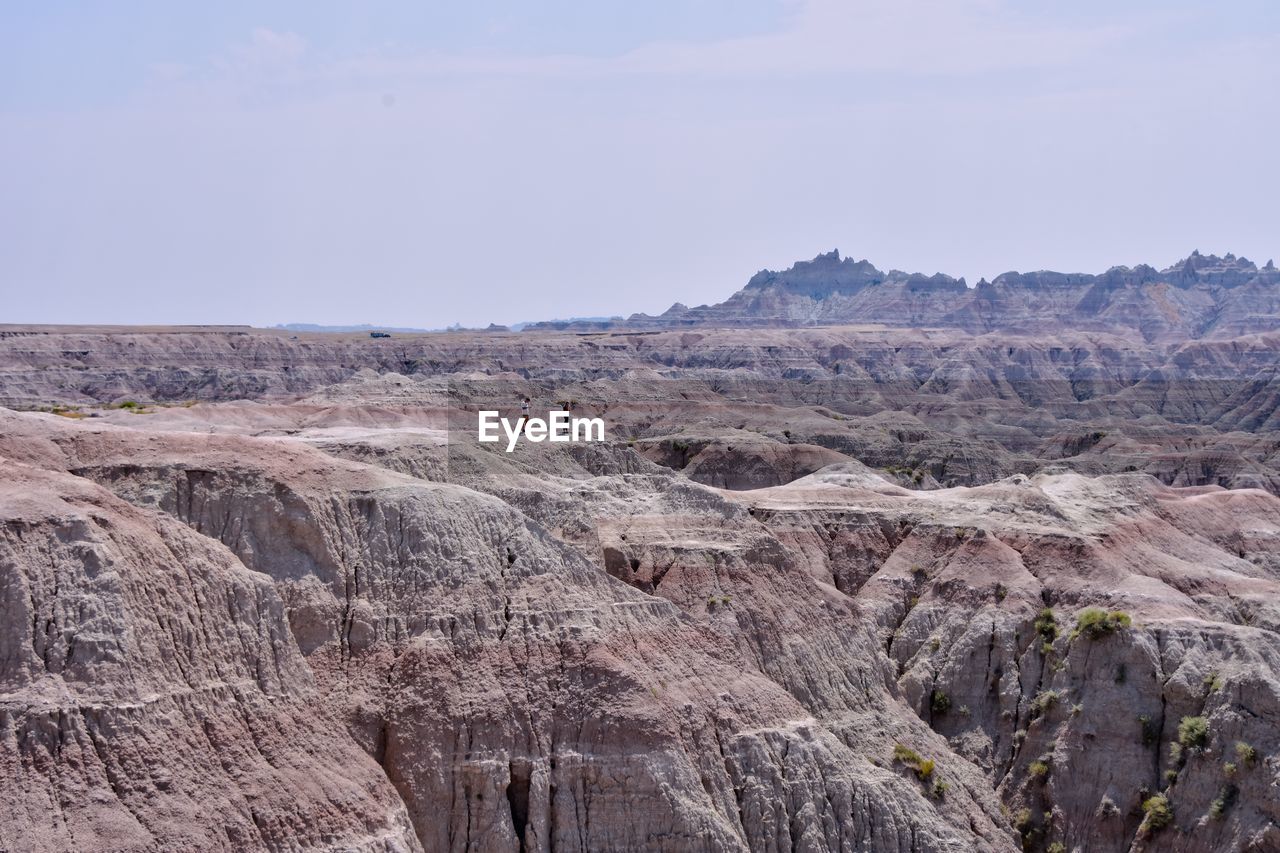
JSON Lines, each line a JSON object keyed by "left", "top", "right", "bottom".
{"left": 3, "top": 1, "right": 1278, "bottom": 327}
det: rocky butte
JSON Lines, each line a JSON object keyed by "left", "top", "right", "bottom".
{"left": 529, "top": 250, "right": 1280, "bottom": 342}
{"left": 0, "top": 250, "right": 1278, "bottom": 853}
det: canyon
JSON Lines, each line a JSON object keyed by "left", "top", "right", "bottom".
{"left": 1, "top": 303, "right": 1279, "bottom": 852}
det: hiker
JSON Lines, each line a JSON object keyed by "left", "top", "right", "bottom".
{"left": 520, "top": 397, "right": 530, "bottom": 423}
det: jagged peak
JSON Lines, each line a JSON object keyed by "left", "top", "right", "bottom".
{"left": 1166, "top": 250, "right": 1257, "bottom": 274}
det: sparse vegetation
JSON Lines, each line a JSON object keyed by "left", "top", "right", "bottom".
{"left": 1030, "top": 689, "right": 1061, "bottom": 719}
{"left": 1028, "top": 759, "right": 1050, "bottom": 781}
{"left": 1222, "top": 761, "right": 1237, "bottom": 777}
{"left": 1072, "top": 608, "right": 1131, "bottom": 639}
{"left": 1139, "top": 714, "right": 1159, "bottom": 747}
{"left": 994, "top": 584, "right": 1007, "bottom": 602}
{"left": 1141, "top": 794, "right": 1173, "bottom": 833}
{"left": 1234, "top": 741, "right": 1256, "bottom": 767}
{"left": 1047, "top": 843, "right": 1066, "bottom": 853}
{"left": 1177, "top": 716, "right": 1209, "bottom": 751}
{"left": 891, "top": 743, "right": 935, "bottom": 780}
{"left": 1209, "top": 784, "right": 1237, "bottom": 820}
{"left": 1203, "top": 671, "right": 1225, "bottom": 693}
{"left": 931, "top": 690, "right": 951, "bottom": 715}
{"left": 1034, "top": 607, "right": 1058, "bottom": 653}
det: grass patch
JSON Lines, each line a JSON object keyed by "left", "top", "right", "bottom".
{"left": 1177, "top": 716, "right": 1209, "bottom": 751}
{"left": 892, "top": 743, "right": 935, "bottom": 780}
{"left": 1034, "top": 607, "right": 1058, "bottom": 654}
{"left": 1072, "top": 608, "right": 1131, "bottom": 639}
{"left": 1029, "top": 689, "right": 1061, "bottom": 719}
{"left": 1141, "top": 794, "right": 1173, "bottom": 833}
{"left": 1209, "top": 785, "right": 1238, "bottom": 820}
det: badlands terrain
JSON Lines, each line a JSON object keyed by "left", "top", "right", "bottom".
{"left": 2, "top": 310, "right": 1279, "bottom": 851}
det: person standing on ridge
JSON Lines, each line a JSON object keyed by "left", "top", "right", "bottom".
{"left": 520, "top": 397, "right": 530, "bottom": 423}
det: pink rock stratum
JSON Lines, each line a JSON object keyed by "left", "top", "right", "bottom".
{"left": 1, "top": 324, "right": 1278, "bottom": 852}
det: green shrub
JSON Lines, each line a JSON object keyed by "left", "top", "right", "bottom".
{"left": 1177, "top": 716, "right": 1209, "bottom": 751}
{"left": 1073, "top": 608, "right": 1132, "bottom": 639}
{"left": 1034, "top": 608, "right": 1058, "bottom": 646}
{"left": 931, "top": 690, "right": 951, "bottom": 715}
{"left": 1030, "top": 689, "right": 1061, "bottom": 719}
{"left": 1028, "top": 759, "right": 1050, "bottom": 780}
{"left": 1012, "top": 807, "right": 1033, "bottom": 832}
{"left": 1141, "top": 794, "right": 1173, "bottom": 833}
{"left": 893, "top": 743, "right": 922, "bottom": 765}
{"left": 931, "top": 779, "right": 948, "bottom": 799}
{"left": 1234, "top": 741, "right": 1256, "bottom": 767}
{"left": 1209, "top": 785, "right": 1237, "bottom": 819}
{"left": 1047, "top": 843, "right": 1066, "bottom": 853}
{"left": 1139, "top": 714, "right": 1159, "bottom": 747}
{"left": 891, "top": 743, "right": 936, "bottom": 781}
{"left": 1223, "top": 761, "right": 1237, "bottom": 777}
{"left": 1203, "top": 672, "right": 1225, "bottom": 693}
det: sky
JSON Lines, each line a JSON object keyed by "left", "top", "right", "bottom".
{"left": 2, "top": 0, "right": 1278, "bottom": 328}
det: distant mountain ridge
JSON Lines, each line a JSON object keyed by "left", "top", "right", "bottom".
{"left": 528, "top": 249, "right": 1280, "bottom": 340}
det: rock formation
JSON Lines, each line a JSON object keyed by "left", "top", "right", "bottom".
{"left": 580, "top": 250, "right": 1280, "bottom": 341}
{"left": 1, "top": 318, "right": 1279, "bottom": 852}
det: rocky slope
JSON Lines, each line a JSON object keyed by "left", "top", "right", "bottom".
{"left": 2, "top": 326, "right": 1279, "bottom": 852}
{"left": 0, "top": 454, "right": 420, "bottom": 852}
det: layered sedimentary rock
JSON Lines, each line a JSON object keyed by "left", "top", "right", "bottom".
{"left": 0, "top": 455, "right": 420, "bottom": 852}
{"left": 2, "top": 321, "right": 1279, "bottom": 852}
{"left": 610, "top": 250, "right": 1280, "bottom": 341}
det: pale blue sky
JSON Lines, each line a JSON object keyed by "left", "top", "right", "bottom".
{"left": 3, "top": 1, "right": 1278, "bottom": 327}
